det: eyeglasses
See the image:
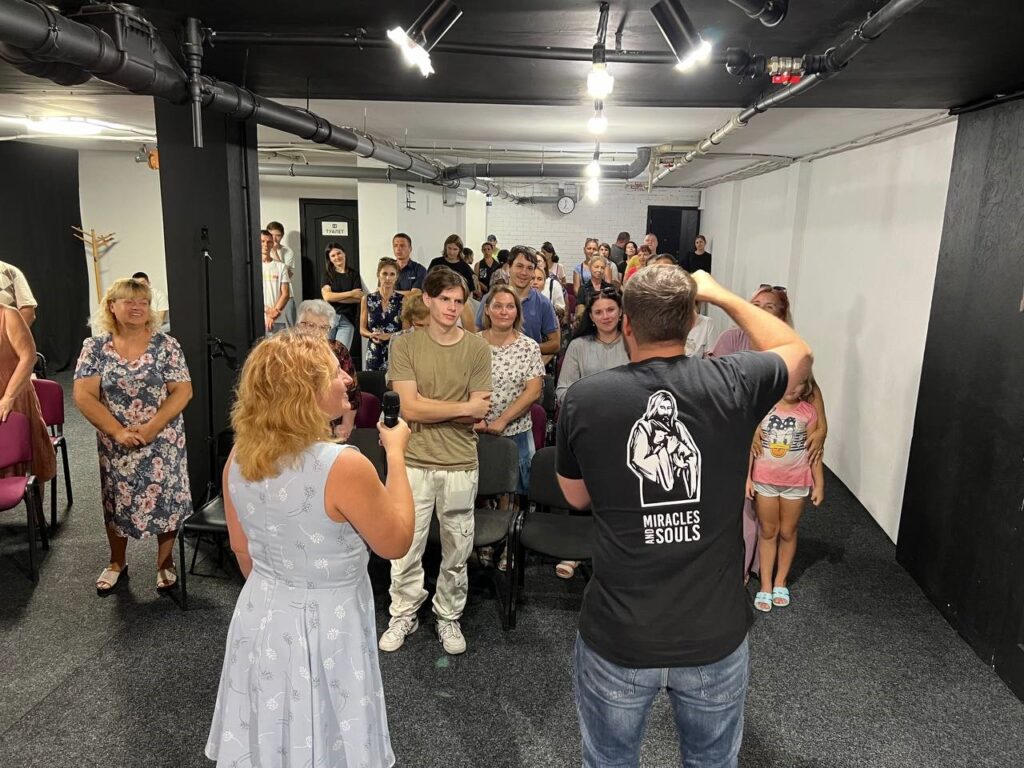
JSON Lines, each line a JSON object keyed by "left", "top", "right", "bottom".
{"left": 759, "top": 284, "right": 787, "bottom": 293}
{"left": 298, "top": 320, "right": 331, "bottom": 332}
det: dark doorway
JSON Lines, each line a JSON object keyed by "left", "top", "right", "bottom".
{"left": 300, "top": 198, "right": 362, "bottom": 363}
{"left": 645, "top": 206, "right": 700, "bottom": 260}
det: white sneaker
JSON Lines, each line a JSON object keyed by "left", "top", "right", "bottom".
{"left": 437, "top": 619, "right": 467, "bottom": 655}
{"left": 378, "top": 616, "right": 419, "bottom": 652}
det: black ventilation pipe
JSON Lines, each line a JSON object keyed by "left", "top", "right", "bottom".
{"left": 653, "top": 0, "right": 928, "bottom": 184}
{"left": 0, "top": 0, "right": 523, "bottom": 201}
{"left": 725, "top": 0, "right": 788, "bottom": 27}
{"left": 442, "top": 147, "right": 652, "bottom": 182}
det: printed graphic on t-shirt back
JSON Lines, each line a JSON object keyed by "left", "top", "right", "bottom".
{"left": 626, "top": 390, "right": 702, "bottom": 509}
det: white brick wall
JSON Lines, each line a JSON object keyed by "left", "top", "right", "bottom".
{"left": 486, "top": 183, "right": 701, "bottom": 271}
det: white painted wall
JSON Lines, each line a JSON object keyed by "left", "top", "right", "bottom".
{"left": 464, "top": 190, "right": 488, "bottom": 258}
{"left": 701, "top": 121, "right": 958, "bottom": 541}
{"left": 486, "top": 183, "right": 701, "bottom": 272}
{"left": 78, "top": 150, "right": 166, "bottom": 313}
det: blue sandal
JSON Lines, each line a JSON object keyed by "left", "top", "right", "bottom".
{"left": 753, "top": 592, "right": 773, "bottom": 612}
{"left": 772, "top": 587, "right": 791, "bottom": 607}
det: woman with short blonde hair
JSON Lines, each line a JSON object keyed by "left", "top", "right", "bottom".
{"left": 207, "top": 332, "right": 414, "bottom": 768}
{"left": 74, "top": 277, "right": 193, "bottom": 593}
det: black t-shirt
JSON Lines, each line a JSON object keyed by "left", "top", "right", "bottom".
{"left": 477, "top": 258, "right": 497, "bottom": 292}
{"left": 681, "top": 251, "right": 712, "bottom": 273}
{"left": 557, "top": 351, "right": 787, "bottom": 668}
{"left": 323, "top": 270, "right": 360, "bottom": 322}
{"left": 428, "top": 256, "right": 476, "bottom": 292}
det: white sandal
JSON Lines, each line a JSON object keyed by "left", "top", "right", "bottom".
{"left": 156, "top": 566, "right": 177, "bottom": 590}
{"left": 96, "top": 565, "right": 127, "bottom": 593}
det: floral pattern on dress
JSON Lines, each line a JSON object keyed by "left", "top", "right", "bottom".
{"left": 484, "top": 332, "right": 545, "bottom": 437}
{"left": 73, "top": 332, "right": 192, "bottom": 539}
{"left": 364, "top": 291, "right": 403, "bottom": 372}
{"left": 206, "top": 442, "right": 394, "bottom": 768}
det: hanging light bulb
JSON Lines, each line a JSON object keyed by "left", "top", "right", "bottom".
{"left": 587, "top": 62, "right": 615, "bottom": 99}
{"left": 588, "top": 100, "right": 608, "bottom": 135}
{"left": 585, "top": 158, "right": 602, "bottom": 178}
{"left": 586, "top": 178, "right": 600, "bottom": 201}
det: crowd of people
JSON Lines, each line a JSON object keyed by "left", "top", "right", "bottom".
{"left": 0, "top": 218, "right": 828, "bottom": 765}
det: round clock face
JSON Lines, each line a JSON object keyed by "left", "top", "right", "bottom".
{"left": 557, "top": 196, "right": 575, "bottom": 214}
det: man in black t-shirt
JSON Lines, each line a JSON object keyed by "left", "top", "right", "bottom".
{"left": 557, "top": 265, "right": 812, "bottom": 767}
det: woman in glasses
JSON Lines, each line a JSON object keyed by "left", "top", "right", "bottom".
{"left": 709, "top": 283, "right": 828, "bottom": 582}
{"left": 296, "top": 299, "right": 362, "bottom": 442}
{"left": 574, "top": 254, "right": 615, "bottom": 325}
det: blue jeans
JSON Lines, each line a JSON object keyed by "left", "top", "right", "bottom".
{"left": 509, "top": 429, "right": 535, "bottom": 495}
{"left": 330, "top": 312, "right": 356, "bottom": 349}
{"left": 574, "top": 633, "right": 749, "bottom": 768}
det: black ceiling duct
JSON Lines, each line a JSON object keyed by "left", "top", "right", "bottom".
{"left": 726, "top": 0, "right": 788, "bottom": 27}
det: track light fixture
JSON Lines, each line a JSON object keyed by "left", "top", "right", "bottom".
{"left": 651, "top": 0, "right": 712, "bottom": 73}
{"left": 587, "top": 100, "right": 608, "bottom": 135}
{"left": 387, "top": 0, "right": 463, "bottom": 77}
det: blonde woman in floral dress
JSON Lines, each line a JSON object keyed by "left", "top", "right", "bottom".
{"left": 73, "top": 277, "right": 193, "bottom": 593}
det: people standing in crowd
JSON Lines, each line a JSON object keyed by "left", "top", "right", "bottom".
{"left": 556, "top": 266, "right": 812, "bottom": 767}
{"left": 476, "top": 285, "right": 545, "bottom": 571}
{"left": 710, "top": 284, "right": 828, "bottom": 582}
{"left": 462, "top": 246, "right": 474, "bottom": 266}
{"left": 609, "top": 231, "right": 629, "bottom": 273}
{"left": 598, "top": 242, "right": 621, "bottom": 282}
{"left": 573, "top": 238, "right": 613, "bottom": 294}
{"left": 73, "top": 277, "right": 193, "bottom": 593}
{"left": 642, "top": 232, "right": 660, "bottom": 257}
{"left": 393, "top": 232, "right": 427, "bottom": 296}
{"left": 487, "top": 233, "right": 499, "bottom": 253}
{"left": 682, "top": 234, "right": 713, "bottom": 274}
{"left": 491, "top": 249, "right": 512, "bottom": 288}
{"left": 0, "top": 259, "right": 38, "bottom": 327}
{"left": 476, "top": 246, "right": 560, "bottom": 357}
{"left": 206, "top": 332, "right": 413, "bottom": 768}
{"left": 575, "top": 255, "right": 614, "bottom": 323}
{"left": 382, "top": 267, "right": 492, "bottom": 655}
{"left": 266, "top": 221, "right": 296, "bottom": 326}
{"left": 260, "top": 229, "right": 291, "bottom": 334}
{"left": 131, "top": 272, "right": 169, "bottom": 332}
{"left": 429, "top": 234, "right": 477, "bottom": 292}
{"left": 360, "top": 257, "right": 404, "bottom": 372}
{"left": 475, "top": 240, "right": 498, "bottom": 298}
{"left": 539, "top": 242, "right": 567, "bottom": 286}
{"left": 748, "top": 374, "right": 825, "bottom": 612}
{"left": 532, "top": 262, "right": 566, "bottom": 324}
{"left": 321, "top": 242, "right": 364, "bottom": 348}
{"left": 685, "top": 313, "right": 717, "bottom": 359}
{"left": 387, "top": 293, "right": 430, "bottom": 359}
{"left": 0, "top": 305, "right": 55, "bottom": 500}
{"left": 296, "top": 299, "right": 361, "bottom": 443}
{"left": 556, "top": 288, "right": 630, "bottom": 403}
{"left": 623, "top": 247, "right": 648, "bottom": 282}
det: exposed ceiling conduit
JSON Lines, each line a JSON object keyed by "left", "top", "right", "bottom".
{"left": 0, "top": 0, "right": 525, "bottom": 202}
{"left": 442, "top": 146, "right": 652, "bottom": 182}
{"left": 651, "top": 0, "right": 928, "bottom": 186}
{"left": 258, "top": 162, "right": 516, "bottom": 199}
{"left": 725, "top": 0, "right": 789, "bottom": 27}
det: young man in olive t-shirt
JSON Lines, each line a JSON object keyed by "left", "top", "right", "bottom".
{"left": 380, "top": 268, "right": 492, "bottom": 655}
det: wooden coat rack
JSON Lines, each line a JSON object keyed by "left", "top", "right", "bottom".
{"left": 73, "top": 226, "right": 116, "bottom": 303}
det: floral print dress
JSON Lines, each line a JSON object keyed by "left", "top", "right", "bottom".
{"left": 364, "top": 291, "right": 403, "bottom": 372}
{"left": 74, "top": 332, "right": 192, "bottom": 538}
{"left": 206, "top": 442, "right": 394, "bottom": 768}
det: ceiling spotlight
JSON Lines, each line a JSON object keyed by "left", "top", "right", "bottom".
{"left": 585, "top": 147, "right": 602, "bottom": 178}
{"left": 651, "top": 0, "right": 713, "bottom": 74}
{"left": 387, "top": 0, "right": 463, "bottom": 77}
{"left": 586, "top": 178, "right": 600, "bottom": 201}
{"left": 587, "top": 101, "right": 608, "bottom": 135}
{"left": 587, "top": 62, "right": 614, "bottom": 99}
{"left": 24, "top": 116, "right": 104, "bottom": 136}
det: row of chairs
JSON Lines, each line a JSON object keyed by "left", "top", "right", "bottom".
{"left": 0, "top": 372, "right": 73, "bottom": 583}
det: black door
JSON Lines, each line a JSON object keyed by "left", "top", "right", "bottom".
{"left": 300, "top": 198, "right": 362, "bottom": 362}
{"left": 646, "top": 206, "right": 701, "bottom": 260}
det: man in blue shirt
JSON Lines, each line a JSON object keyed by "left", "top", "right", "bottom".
{"left": 393, "top": 232, "right": 427, "bottom": 296}
{"left": 477, "top": 245, "right": 560, "bottom": 356}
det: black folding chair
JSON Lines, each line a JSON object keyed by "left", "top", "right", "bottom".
{"left": 506, "top": 446, "right": 594, "bottom": 629}
{"left": 541, "top": 375, "right": 557, "bottom": 446}
{"left": 33, "top": 352, "right": 47, "bottom": 379}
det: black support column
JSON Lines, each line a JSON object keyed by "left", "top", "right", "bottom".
{"left": 154, "top": 99, "right": 262, "bottom": 505}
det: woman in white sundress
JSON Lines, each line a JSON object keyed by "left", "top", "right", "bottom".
{"left": 206, "top": 332, "right": 414, "bottom": 768}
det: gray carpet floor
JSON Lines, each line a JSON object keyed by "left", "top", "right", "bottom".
{"left": 0, "top": 372, "right": 1022, "bottom": 767}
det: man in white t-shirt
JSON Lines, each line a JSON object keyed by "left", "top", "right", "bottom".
{"left": 132, "top": 271, "right": 170, "bottom": 331}
{"left": 266, "top": 221, "right": 296, "bottom": 326}
{"left": 0, "top": 259, "right": 38, "bottom": 326}
{"left": 261, "top": 229, "right": 290, "bottom": 333}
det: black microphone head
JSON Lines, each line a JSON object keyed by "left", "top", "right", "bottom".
{"left": 382, "top": 391, "right": 401, "bottom": 427}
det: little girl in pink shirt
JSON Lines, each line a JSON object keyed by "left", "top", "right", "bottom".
{"left": 746, "top": 375, "right": 825, "bottom": 612}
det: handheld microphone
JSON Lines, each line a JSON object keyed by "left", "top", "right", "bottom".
{"left": 382, "top": 391, "right": 401, "bottom": 428}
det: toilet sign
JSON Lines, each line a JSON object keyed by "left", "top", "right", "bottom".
{"left": 321, "top": 221, "right": 349, "bottom": 237}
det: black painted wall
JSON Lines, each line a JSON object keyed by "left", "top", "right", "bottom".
{"left": 154, "top": 101, "right": 262, "bottom": 505}
{"left": 897, "top": 98, "right": 1024, "bottom": 699}
{"left": 0, "top": 143, "right": 88, "bottom": 371}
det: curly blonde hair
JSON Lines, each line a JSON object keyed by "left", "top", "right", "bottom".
{"left": 90, "top": 277, "right": 160, "bottom": 334}
{"left": 230, "top": 332, "right": 336, "bottom": 481}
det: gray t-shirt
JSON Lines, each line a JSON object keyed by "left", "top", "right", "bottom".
{"left": 555, "top": 334, "right": 630, "bottom": 402}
